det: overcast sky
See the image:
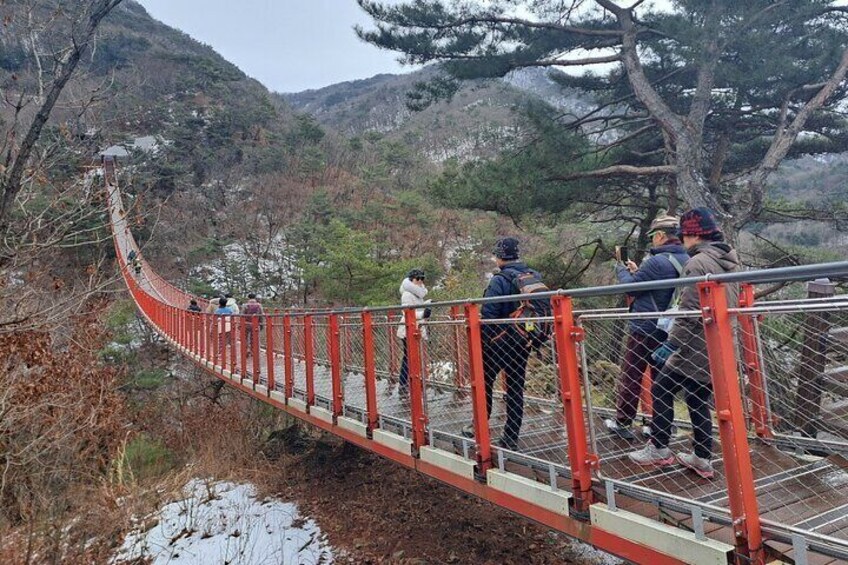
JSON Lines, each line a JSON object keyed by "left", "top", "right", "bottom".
{"left": 136, "top": 0, "right": 411, "bottom": 93}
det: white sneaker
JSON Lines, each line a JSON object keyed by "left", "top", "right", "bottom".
{"left": 677, "top": 452, "right": 714, "bottom": 479}
{"left": 629, "top": 443, "right": 675, "bottom": 466}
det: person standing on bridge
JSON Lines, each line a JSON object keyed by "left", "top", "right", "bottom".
{"left": 464, "top": 237, "right": 544, "bottom": 452}
{"left": 188, "top": 299, "right": 202, "bottom": 313}
{"left": 396, "top": 270, "right": 431, "bottom": 397}
{"left": 225, "top": 292, "right": 240, "bottom": 315}
{"left": 242, "top": 293, "right": 264, "bottom": 355}
{"left": 629, "top": 208, "right": 740, "bottom": 479}
{"left": 132, "top": 257, "right": 143, "bottom": 277}
{"left": 215, "top": 297, "right": 235, "bottom": 364}
{"left": 604, "top": 215, "right": 688, "bottom": 441}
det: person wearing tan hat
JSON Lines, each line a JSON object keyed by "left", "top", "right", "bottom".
{"left": 604, "top": 214, "right": 689, "bottom": 441}
{"left": 629, "top": 207, "right": 740, "bottom": 479}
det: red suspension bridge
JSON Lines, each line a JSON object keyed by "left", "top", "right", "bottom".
{"left": 105, "top": 165, "right": 848, "bottom": 565}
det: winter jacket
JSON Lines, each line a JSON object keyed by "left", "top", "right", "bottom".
{"left": 206, "top": 298, "right": 218, "bottom": 314}
{"left": 215, "top": 306, "right": 234, "bottom": 333}
{"left": 242, "top": 300, "right": 264, "bottom": 328}
{"left": 242, "top": 300, "right": 264, "bottom": 317}
{"left": 188, "top": 304, "right": 202, "bottom": 313}
{"left": 615, "top": 241, "right": 689, "bottom": 336}
{"left": 481, "top": 261, "right": 540, "bottom": 341}
{"left": 226, "top": 297, "right": 240, "bottom": 314}
{"left": 665, "top": 241, "right": 740, "bottom": 383}
{"left": 396, "top": 278, "right": 430, "bottom": 340}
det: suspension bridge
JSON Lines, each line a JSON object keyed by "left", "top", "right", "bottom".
{"left": 105, "top": 162, "right": 848, "bottom": 565}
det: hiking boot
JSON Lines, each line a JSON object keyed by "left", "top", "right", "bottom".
{"left": 628, "top": 443, "right": 675, "bottom": 467}
{"left": 677, "top": 452, "right": 715, "bottom": 479}
{"left": 496, "top": 437, "right": 519, "bottom": 451}
{"left": 604, "top": 418, "right": 637, "bottom": 441}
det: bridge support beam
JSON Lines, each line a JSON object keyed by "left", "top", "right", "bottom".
{"left": 551, "top": 295, "right": 596, "bottom": 512}
{"left": 361, "top": 311, "right": 379, "bottom": 432}
{"left": 698, "top": 282, "right": 764, "bottom": 565}
{"left": 329, "top": 313, "right": 343, "bottom": 418}
{"left": 305, "top": 314, "right": 315, "bottom": 407}
{"left": 738, "top": 284, "right": 772, "bottom": 439}
{"left": 464, "top": 303, "right": 492, "bottom": 475}
{"left": 404, "top": 308, "right": 428, "bottom": 451}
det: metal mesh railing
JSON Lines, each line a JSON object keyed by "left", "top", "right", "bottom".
{"left": 732, "top": 292, "right": 848, "bottom": 543}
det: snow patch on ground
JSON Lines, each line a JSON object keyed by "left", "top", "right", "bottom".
{"left": 113, "top": 479, "right": 333, "bottom": 565}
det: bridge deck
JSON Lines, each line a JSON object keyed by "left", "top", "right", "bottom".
{"left": 229, "top": 347, "right": 848, "bottom": 563}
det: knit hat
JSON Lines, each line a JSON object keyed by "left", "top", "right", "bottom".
{"left": 648, "top": 214, "right": 679, "bottom": 233}
{"left": 407, "top": 269, "right": 426, "bottom": 281}
{"left": 493, "top": 237, "right": 520, "bottom": 260}
{"left": 680, "top": 207, "right": 719, "bottom": 236}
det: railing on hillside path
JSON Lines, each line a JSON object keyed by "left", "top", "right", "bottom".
{"left": 105, "top": 166, "right": 848, "bottom": 565}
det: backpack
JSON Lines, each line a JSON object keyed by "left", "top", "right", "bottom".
{"left": 498, "top": 268, "right": 553, "bottom": 349}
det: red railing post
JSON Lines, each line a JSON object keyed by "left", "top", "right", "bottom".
{"left": 239, "top": 315, "right": 248, "bottom": 381}
{"left": 404, "top": 308, "right": 427, "bottom": 450}
{"left": 266, "top": 315, "right": 276, "bottom": 395}
{"left": 193, "top": 313, "right": 199, "bottom": 355}
{"left": 200, "top": 313, "right": 208, "bottom": 360}
{"left": 639, "top": 366, "right": 653, "bottom": 418}
{"left": 362, "top": 310, "right": 379, "bottom": 432}
{"left": 464, "top": 303, "right": 491, "bottom": 474}
{"left": 218, "top": 315, "right": 227, "bottom": 373}
{"left": 251, "top": 316, "right": 261, "bottom": 382}
{"left": 216, "top": 314, "right": 222, "bottom": 368}
{"left": 305, "top": 314, "right": 315, "bottom": 406}
{"left": 329, "top": 313, "right": 343, "bottom": 417}
{"left": 230, "top": 315, "right": 237, "bottom": 377}
{"left": 738, "top": 283, "right": 772, "bottom": 439}
{"left": 551, "top": 295, "right": 596, "bottom": 511}
{"left": 451, "top": 305, "right": 467, "bottom": 391}
{"left": 283, "top": 314, "right": 294, "bottom": 399}
{"left": 698, "top": 281, "right": 764, "bottom": 564}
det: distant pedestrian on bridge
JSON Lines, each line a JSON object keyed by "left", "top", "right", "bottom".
{"left": 188, "top": 299, "right": 202, "bottom": 313}
{"left": 396, "top": 269, "right": 431, "bottom": 396}
{"left": 629, "top": 208, "right": 740, "bottom": 479}
{"left": 604, "top": 214, "right": 688, "bottom": 441}
{"left": 215, "top": 297, "right": 235, "bottom": 363}
{"left": 132, "top": 257, "right": 142, "bottom": 277}
{"left": 225, "top": 292, "right": 240, "bottom": 314}
{"left": 242, "top": 293, "right": 264, "bottom": 355}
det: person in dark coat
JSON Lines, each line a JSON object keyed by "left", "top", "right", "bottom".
{"left": 463, "top": 237, "right": 542, "bottom": 451}
{"left": 188, "top": 299, "right": 202, "bottom": 313}
{"left": 629, "top": 208, "right": 740, "bottom": 479}
{"left": 604, "top": 215, "right": 689, "bottom": 440}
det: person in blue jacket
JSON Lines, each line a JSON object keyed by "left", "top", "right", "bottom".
{"left": 464, "top": 237, "right": 541, "bottom": 451}
{"left": 604, "top": 215, "right": 689, "bottom": 441}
